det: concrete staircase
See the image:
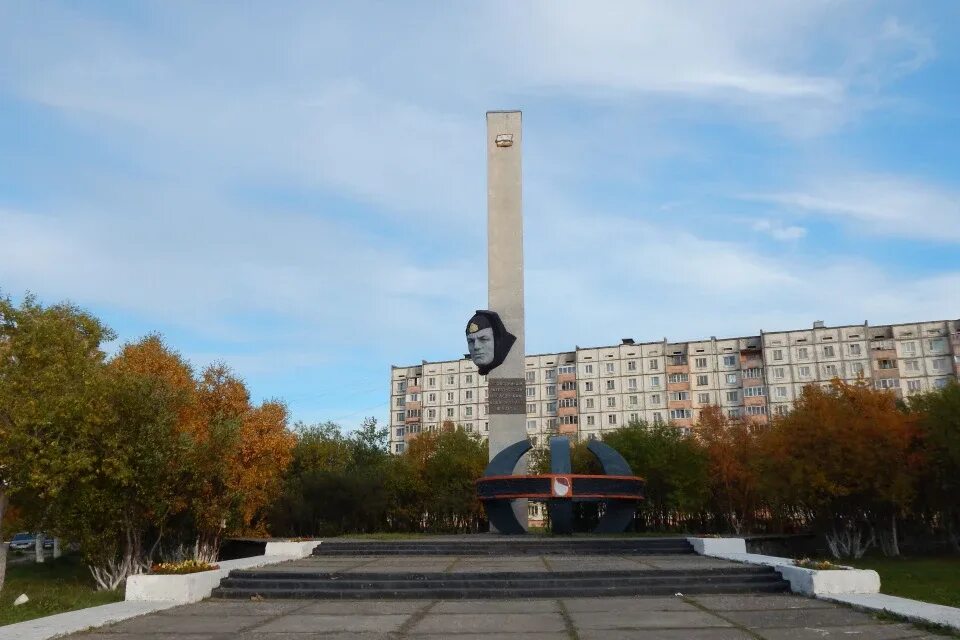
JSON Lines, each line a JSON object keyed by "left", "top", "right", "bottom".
{"left": 212, "top": 566, "right": 788, "bottom": 599}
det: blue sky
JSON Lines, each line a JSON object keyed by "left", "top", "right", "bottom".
{"left": 1, "top": 1, "right": 958, "bottom": 430}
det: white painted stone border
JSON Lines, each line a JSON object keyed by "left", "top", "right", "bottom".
{"left": 823, "top": 592, "right": 960, "bottom": 633}
{"left": 0, "top": 540, "right": 321, "bottom": 640}
{"left": 686, "top": 537, "right": 880, "bottom": 596}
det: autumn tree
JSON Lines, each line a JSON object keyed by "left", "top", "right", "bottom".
{"left": 758, "top": 380, "right": 916, "bottom": 558}
{"left": 697, "top": 406, "right": 763, "bottom": 534}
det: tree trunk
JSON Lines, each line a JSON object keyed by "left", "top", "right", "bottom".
{"left": 35, "top": 530, "right": 44, "bottom": 563}
{"left": 0, "top": 489, "right": 8, "bottom": 594}
{"left": 53, "top": 537, "right": 62, "bottom": 559}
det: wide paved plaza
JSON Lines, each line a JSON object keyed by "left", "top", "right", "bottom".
{"left": 64, "top": 594, "right": 946, "bottom": 639}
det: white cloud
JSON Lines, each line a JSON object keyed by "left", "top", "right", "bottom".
{"left": 752, "top": 219, "right": 807, "bottom": 241}
{"left": 750, "top": 174, "right": 960, "bottom": 242}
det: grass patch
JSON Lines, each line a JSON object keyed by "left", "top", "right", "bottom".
{"left": 847, "top": 555, "right": 960, "bottom": 608}
{"left": 1, "top": 555, "right": 122, "bottom": 627}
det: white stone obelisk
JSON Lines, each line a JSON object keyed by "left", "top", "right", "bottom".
{"left": 486, "top": 110, "right": 527, "bottom": 530}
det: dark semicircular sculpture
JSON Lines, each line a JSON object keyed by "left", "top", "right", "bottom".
{"left": 475, "top": 437, "right": 645, "bottom": 534}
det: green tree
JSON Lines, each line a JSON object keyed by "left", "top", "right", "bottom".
{"left": 0, "top": 294, "right": 115, "bottom": 593}
{"left": 909, "top": 381, "right": 960, "bottom": 551}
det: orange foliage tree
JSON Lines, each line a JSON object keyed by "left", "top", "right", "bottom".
{"left": 757, "top": 380, "right": 917, "bottom": 558}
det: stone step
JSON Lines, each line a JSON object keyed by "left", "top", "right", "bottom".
{"left": 212, "top": 566, "right": 788, "bottom": 599}
{"left": 312, "top": 539, "right": 694, "bottom": 556}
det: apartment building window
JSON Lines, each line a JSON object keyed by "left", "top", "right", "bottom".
{"left": 822, "top": 345, "right": 835, "bottom": 358}
{"left": 586, "top": 415, "right": 595, "bottom": 426}
{"left": 627, "top": 360, "right": 637, "bottom": 371}
{"left": 605, "top": 362, "right": 615, "bottom": 374}
{"left": 797, "top": 347, "right": 809, "bottom": 359}
{"left": 395, "top": 443, "right": 405, "bottom": 453}
{"left": 744, "top": 386, "right": 765, "bottom": 397}
{"left": 696, "top": 374, "right": 708, "bottom": 386}
{"left": 428, "top": 409, "right": 436, "bottom": 419}
{"left": 607, "top": 397, "right": 616, "bottom": 408}
{"left": 934, "top": 378, "right": 949, "bottom": 389}
{"left": 878, "top": 359, "right": 897, "bottom": 370}
{"left": 848, "top": 344, "right": 862, "bottom": 356}
{"left": 929, "top": 338, "right": 947, "bottom": 352}
{"left": 650, "top": 393, "right": 661, "bottom": 405}
{"left": 772, "top": 367, "right": 785, "bottom": 379}
{"left": 526, "top": 403, "right": 536, "bottom": 413}
{"left": 630, "top": 412, "right": 639, "bottom": 422}
{"left": 464, "top": 390, "right": 473, "bottom": 400}
{"left": 606, "top": 380, "right": 615, "bottom": 391}
{"left": 932, "top": 358, "right": 947, "bottom": 372}
{"left": 559, "top": 365, "right": 575, "bottom": 375}
{"left": 526, "top": 371, "right": 536, "bottom": 382}
{"left": 671, "top": 355, "right": 686, "bottom": 365}
{"left": 902, "top": 341, "right": 917, "bottom": 355}
{"left": 446, "top": 408, "right": 454, "bottom": 417}
{"left": 560, "top": 415, "right": 579, "bottom": 425}
{"left": 697, "top": 392, "right": 710, "bottom": 404}
{"left": 560, "top": 381, "right": 576, "bottom": 391}
{"left": 559, "top": 398, "right": 578, "bottom": 408}
{"left": 629, "top": 395, "right": 638, "bottom": 405}
{"left": 668, "top": 373, "right": 689, "bottom": 383}
{"left": 446, "top": 375, "right": 454, "bottom": 384}
{"left": 728, "top": 408, "right": 742, "bottom": 418}
{"left": 585, "top": 398, "right": 594, "bottom": 409}
{"left": 775, "top": 387, "right": 787, "bottom": 399}
{"left": 669, "top": 409, "right": 692, "bottom": 420}
{"left": 725, "top": 390, "right": 739, "bottom": 402}
{"left": 907, "top": 379, "right": 922, "bottom": 392}
{"left": 726, "top": 373, "right": 738, "bottom": 384}
{"left": 652, "top": 412, "right": 663, "bottom": 424}
{"left": 823, "top": 364, "right": 838, "bottom": 377}
{"left": 774, "top": 405, "right": 787, "bottom": 416}
{"left": 874, "top": 379, "right": 900, "bottom": 390}
{"left": 446, "top": 392, "right": 454, "bottom": 402}
{"left": 545, "top": 369, "right": 556, "bottom": 380}
{"left": 427, "top": 377, "right": 435, "bottom": 387}
{"left": 904, "top": 359, "right": 920, "bottom": 372}
{"left": 695, "top": 357, "right": 708, "bottom": 368}
{"left": 395, "top": 412, "right": 405, "bottom": 423}
{"left": 608, "top": 414, "right": 618, "bottom": 425}
{"left": 525, "top": 386, "right": 536, "bottom": 397}
{"left": 546, "top": 385, "right": 556, "bottom": 396}
{"left": 773, "top": 349, "right": 783, "bottom": 361}
{"left": 408, "top": 393, "right": 420, "bottom": 401}
{"left": 464, "top": 406, "right": 473, "bottom": 417}
{"left": 746, "top": 405, "right": 767, "bottom": 416}
{"left": 669, "top": 391, "right": 690, "bottom": 401}
{"left": 480, "top": 405, "right": 487, "bottom": 416}
{"left": 744, "top": 368, "right": 762, "bottom": 378}
{"left": 649, "top": 359, "right": 659, "bottom": 370}
{"left": 464, "top": 423, "right": 473, "bottom": 432}
{"left": 544, "top": 402, "right": 555, "bottom": 413}
{"left": 397, "top": 382, "right": 406, "bottom": 393}
{"left": 395, "top": 397, "right": 404, "bottom": 407}
{"left": 427, "top": 393, "right": 437, "bottom": 402}
{"left": 650, "top": 376, "right": 661, "bottom": 388}
{"left": 484, "top": 389, "right": 488, "bottom": 399}
{"left": 628, "top": 378, "right": 638, "bottom": 390}
{"left": 799, "top": 366, "right": 811, "bottom": 378}
{"left": 723, "top": 355, "right": 736, "bottom": 366}
{"left": 584, "top": 364, "right": 594, "bottom": 374}
{"left": 850, "top": 362, "right": 865, "bottom": 376}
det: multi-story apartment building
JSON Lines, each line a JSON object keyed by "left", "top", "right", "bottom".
{"left": 389, "top": 319, "right": 960, "bottom": 454}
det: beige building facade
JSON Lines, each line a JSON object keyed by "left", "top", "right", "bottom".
{"left": 389, "top": 319, "right": 960, "bottom": 454}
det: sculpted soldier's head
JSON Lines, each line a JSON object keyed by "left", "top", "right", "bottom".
{"left": 466, "top": 310, "right": 516, "bottom": 375}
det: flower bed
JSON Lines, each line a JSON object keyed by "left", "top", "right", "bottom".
{"left": 794, "top": 558, "right": 848, "bottom": 571}
{"left": 150, "top": 560, "right": 219, "bottom": 575}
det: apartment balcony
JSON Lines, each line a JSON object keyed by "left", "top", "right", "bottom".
{"left": 667, "top": 399, "right": 692, "bottom": 410}
{"left": 666, "top": 363, "right": 689, "bottom": 375}
{"left": 667, "top": 381, "right": 691, "bottom": 391}
{"left": 743, "top": 395, "right": 767, "bottom": 407}
{"left": 558, "top": 388, "right": 577, "bottom": 400}
{"left": 870, "top": 340, "right": 896, "bottom": 352}
{"left": 406, "top": 401, "right": 422, "bottom": 410}
{"left": 408, "top": 385, "right": 421, "bottom": 394}
{"left": 557, "top": 424, "right": 577, "bottom": 436}
{"left": 404, "top": 414, "right": 422, "bottom": 425}
{"left": 558, "top": 405, "right": 578, "bottom": 417}
{"left": 873, "top": 366, "right": 900, "bottom": 379}
{"left": 557, "top": 372, "right": 576, "bottom": 384}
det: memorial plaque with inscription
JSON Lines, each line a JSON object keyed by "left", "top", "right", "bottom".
{"left": 488, "top": 377, "right": 526, "bottom": 414}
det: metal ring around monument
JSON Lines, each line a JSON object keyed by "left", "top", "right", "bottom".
{"left": 475, "top": 437, "right": 645, "bottom": 534}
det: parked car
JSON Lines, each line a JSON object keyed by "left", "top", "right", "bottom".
{"left": 8, "top": 532, "right": 35, "bottom": 551}
{"left": 7, "top": 532, "right": 54, "bottom": 551}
